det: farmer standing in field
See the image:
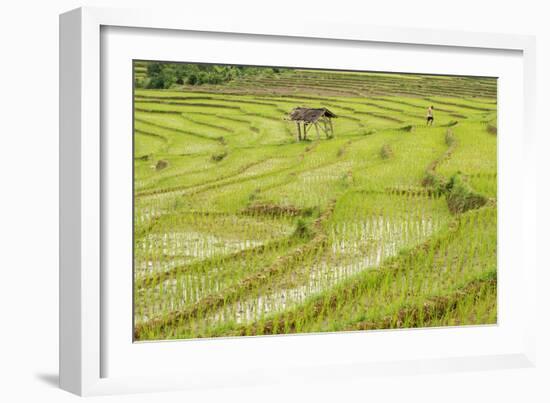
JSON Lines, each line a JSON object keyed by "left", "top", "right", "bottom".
{"left": 426, "top": 105, "right": 434, "bottom": 126}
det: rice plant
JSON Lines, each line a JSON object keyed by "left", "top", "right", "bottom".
{"left": 133, "top": 62, "right": 497, "bottom": 341}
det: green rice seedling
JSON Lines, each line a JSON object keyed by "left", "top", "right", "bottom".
{"left": 132, "top": 62, "right": 497, "bottom": 341}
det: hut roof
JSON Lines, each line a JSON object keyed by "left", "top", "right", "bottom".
{"left": 288, "top": 107, "right": 337, "bottom": 123}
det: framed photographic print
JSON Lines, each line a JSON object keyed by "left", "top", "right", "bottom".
{"left": 60, "top": 6, "right": 537, "bottom": 396}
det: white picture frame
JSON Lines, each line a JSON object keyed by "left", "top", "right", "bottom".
{"left": 59, "top": 6, "right": 537, "bottom": 396}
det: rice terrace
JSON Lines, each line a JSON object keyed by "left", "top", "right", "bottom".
{"left": 133, "top": 61, "right": 498, "bottom": 341}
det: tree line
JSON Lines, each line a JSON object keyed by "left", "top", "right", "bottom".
{"left": 135, "top": 62, "right": 284, "bottom": 89}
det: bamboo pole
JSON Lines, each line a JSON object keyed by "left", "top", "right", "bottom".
{"left": 321, "top": 117, "right": 329, "bottom": 138}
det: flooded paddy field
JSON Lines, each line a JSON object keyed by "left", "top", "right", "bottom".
{"left": 133, "top": 63, "right": 497, "bottom": 341}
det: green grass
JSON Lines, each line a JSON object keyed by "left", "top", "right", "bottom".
{"left": 133, "top": 62, "right": 497, "bottom": 341}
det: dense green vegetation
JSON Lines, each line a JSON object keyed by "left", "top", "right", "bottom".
{"left": 133, "top": 62, "right": 497, "bottom": 341}
{"left": 134, "top": 60, "right": 285, "bottom": 89}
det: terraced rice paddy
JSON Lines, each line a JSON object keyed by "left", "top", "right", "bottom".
{"left": 133, "top": 63, "right": 497, "bottom": 341}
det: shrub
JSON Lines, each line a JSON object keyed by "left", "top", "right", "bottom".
{"left": 421, "top": 171, "right": 446, "bottom": 194}
{"left": 380, "top": 144, "right": 394, "bottom": 159}
{"left": 292, "top": 217, "right": 313, "bottom": 239}
{"left": 445, "top": 129, "right": 456, "bottom": 147}
{"left": 487, "top": 124, "right": 497, "bottom": 135}
{"left": 186, "top": 74, "right": 198, "bottom": 85}
{"left": 445, "top": 173, "right": 488, "bottom": 214}
{"left": 301, "top": 206, "right": 319, "bottom": 217}
{"left": 155, "top": 160, "right": 169, "bottom": 170}
{"left": 211, "top": 151, "right": 228, "bottom": 162}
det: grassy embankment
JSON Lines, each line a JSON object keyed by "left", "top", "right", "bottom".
{"left": 132, "top": 63, "right": 497, "bottom": 340}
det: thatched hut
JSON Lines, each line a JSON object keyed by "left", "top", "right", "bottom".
{"left": 288, "top": 107, "right": 337, "bottom": 141}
